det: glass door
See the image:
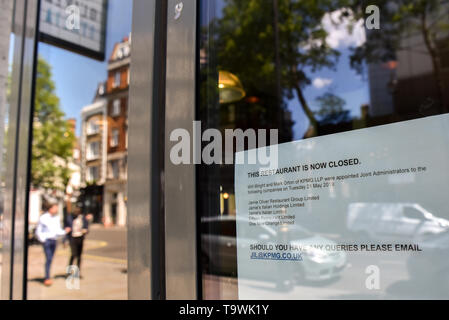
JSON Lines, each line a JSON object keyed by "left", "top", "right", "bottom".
{"left": 1, "top": 0, "right": 165, "bottom": 300}
{"left": 26, "top": 0, "right": 133, "bottom": 300}
{"left": 195, "top": 0, "right": 449, "bottom": 300}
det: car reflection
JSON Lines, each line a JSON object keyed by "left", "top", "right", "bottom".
{"left": 201, "top": 215, "right": 346, "bottom": 289}
{"left": 347, "top": 203, "right": 449, "bottom": 241}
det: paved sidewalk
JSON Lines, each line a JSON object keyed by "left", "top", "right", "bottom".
{"left": 27, "top": 239, "right": 127, "bottom": 300}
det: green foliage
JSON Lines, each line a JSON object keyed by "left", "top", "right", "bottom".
{"left": 211, "top": 0, "right": 352, "bottom": 135}
{"left": 315, "top": 92, "right": 346, "bottom": 118}
{"left": 216, "top": 0, "right": 342, "bottom": 91}
{"left": 31, "top": 57, "right": 75, "bottom": 191}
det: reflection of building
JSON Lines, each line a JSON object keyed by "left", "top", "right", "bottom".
{"left": 368, "top": 62, "right": 395, "bottom": 117}
{"left": 368, "top": 7, "right": 449, "bottom": 117}
{"left": 103, "top": 36, "right": 131, "bottom": 227}
{"left": 79, "top": 36, "right": 131, "bottom": 227}
{"left": 65, "top": 118, "right": 81, "bottom": 214}
{"left": 80, "top": 89, "right": 107, "bottom": 223}
{"left": 393, "top": 31, "right": 449, "bottom": 115}
{"left": 81, "top": 95, "right": 107, "bottom": 185}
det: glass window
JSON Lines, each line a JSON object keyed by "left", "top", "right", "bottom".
{"left": 0, "top": 0, "right": 15, "bottom": 296}
{"left": 403, "top": 206, "right": 425, "bottom": 220}
{"left": 87, "top": 119, "right": 100, "bottom": 135}
{"left": 112, "top": 99, "right": 121, "bottom": 116}
{"left": 114, "top": 71, "right": 121, "bottom": 88}
{"left": 198, "top": 0, "right": 449, "bottom": 300}
{"left": 27, "top": 0, "right": 133, "bottom": 300}
{"left": 110, "top": 160, "right": 120, "bottom": 180}
{"left": 110, "top": 128, "right": 119, "bottom": 147}
{"left": 87, "top": 166, "right": 99, "bottom": 182}
{"left": 87, "top": 141, "right": 100, "bottom": 160}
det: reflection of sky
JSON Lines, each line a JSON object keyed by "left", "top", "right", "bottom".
{"left": 207, "top": 1, "right": 371, "bottom": 141}
{"left": 288, "top": 47, "right": 370, "bottom": 140}
{"left": 37, "top": 0, "right": 133, "bottom": 136}
{"left": 12, "top": 0, "right": 370, "bottom": 141}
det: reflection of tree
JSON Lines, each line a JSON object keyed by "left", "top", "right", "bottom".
{"left": 350, "top": 0, "right": 449, "bottom": 112}
{"left": 209, "top": 0, "right": 449, "bottom": 134}
{"left": 315, "top": 92, "right": 351, "bottom": 125}
{"left": 32, "top": 57, "right": 76, "bottom": 193}
{"left": 213, "top": 0, "right": 345, "bottom": 136}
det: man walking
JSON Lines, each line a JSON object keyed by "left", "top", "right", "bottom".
{"left": 36, "top": 202, "right": 69, "bottom": 286}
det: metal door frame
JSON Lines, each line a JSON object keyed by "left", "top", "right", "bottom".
{"left": 0, "top": 0, "right": 199, "bottom": 300}
{"left": 128, "top": 0, "right": 168, "bottom": 300}
{"left": 128, "top": 0, "right": 199, "bottom": 300}
{"left": 1, "top": 0, "right": 39, "bottom": 300}
{"left": 164, "top": 0, "right": 198, "bottom": 300}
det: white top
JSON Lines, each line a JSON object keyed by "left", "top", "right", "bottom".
{"left": 72, "top": 215, "right": 84, "bottom": 237}
{"left": 36, "top": 212, "right": 66, "bottom": 243}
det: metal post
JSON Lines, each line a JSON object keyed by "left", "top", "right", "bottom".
{"left": 1, "top": 0, "right": 39, "bottom": 300}
{"left": 165, "top": 0, "right": 198, "bottom": 300}
{"left": 128, "top": 0, "right": 167, "bottom": 300}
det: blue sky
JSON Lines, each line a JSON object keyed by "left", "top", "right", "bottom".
{"left": 288, "top": 47, "right": 370, "bottom": 140}
{"left": 37, "top": 0, "right": 133, "bottom": 136}
{"left": 34, "top": 0, "right": 369, "bottom": 140}
{"left": 208, "top": 1, "right": 371, "bottom": 140}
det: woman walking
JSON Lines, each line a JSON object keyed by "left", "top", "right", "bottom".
{"left": 65, "top": 206, "right": 89, "bottom": 277}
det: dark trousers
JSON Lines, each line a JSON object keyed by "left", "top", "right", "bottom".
{"left": 43, "top": 239, "right": 57, "bottom": 280}
{"left": 69, "top": 236, "right": 84, "bottom": 271}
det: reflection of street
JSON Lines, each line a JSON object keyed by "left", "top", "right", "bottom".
{"left": 205, "top": 250, "right": 410, "bottom": 300}
{"left": 27, "top": 225, "right": 127, "bottom": 300}
{"left": 205, "top": 232, "right": 449, "bottom": 300}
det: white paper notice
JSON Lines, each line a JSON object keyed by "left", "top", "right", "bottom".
{"left": 234, "top": 114, "right": 449, "bottom": 299}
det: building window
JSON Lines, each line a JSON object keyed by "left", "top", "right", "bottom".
{"left": 111, "top": 129, "right": 119, "bottom": 147}
{"left": 87, "top": 166, "right": 99, "bottom": 182}
{"left": 112, "top": 99, "right": 121, "bottom": 116}
{"left": 87, "top": 141, "right": 100, "bottom": 160}
{"left": 113, "top": 71, "right": 120, "bottom": 88}
{"left": 98, "top": 83, "right": 105, "bottom": 96}
{"left": 123, "top": 44, "right": 130, "bottom": 57}
{"left": 86, "top": 119, "right": 100, "bottom": 135}
{"left": 110, "top": 160, "right": 120, "bottom": 180}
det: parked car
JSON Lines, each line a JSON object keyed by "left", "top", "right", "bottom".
{"left": 201, "top": 215, "right": 346, "bottom": 286}
{"left": 347, "top": 203, "right": 449, "bottom": 241}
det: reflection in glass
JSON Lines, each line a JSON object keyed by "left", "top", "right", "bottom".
{"left": 27, "top": 0, "right": 132, "bottom": 300}
{"left": 0, "top": 0, "right": 15, "bottom": 297}
{"left": 218, "top": 71, "right": 246, "bottom": 104}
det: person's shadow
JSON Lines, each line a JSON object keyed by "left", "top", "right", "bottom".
{"left": 28, "top": 277, "right": 46, "bottom": 284}
{"left": 28, "top": 274, "right": 68, "bottom": 285}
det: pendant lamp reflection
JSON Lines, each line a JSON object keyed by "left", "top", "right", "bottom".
{"left": 218, "top": 70, "right": 246, "bottom": 104}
